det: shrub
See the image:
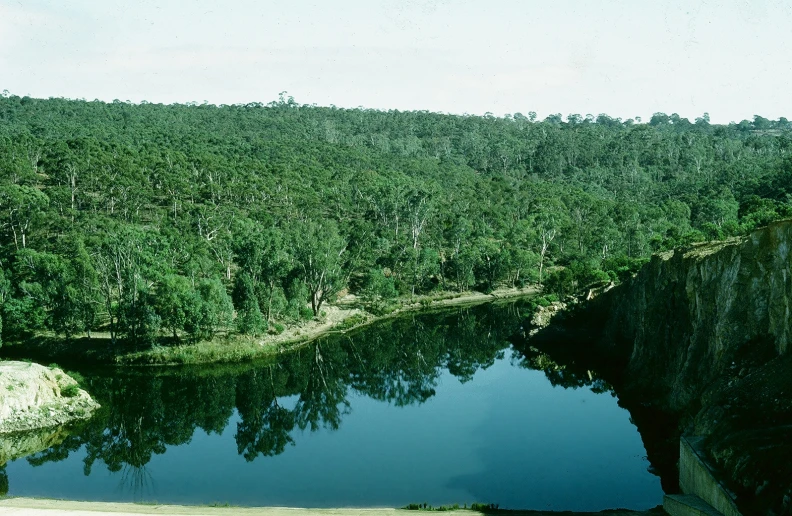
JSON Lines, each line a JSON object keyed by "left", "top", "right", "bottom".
{"left": 66, "top": 370, "right": 86, "bottom": 386}
{"left": 335, "top": 313, "right": 367, "bottom": 331}
{"left": 361, "top": 269, "right": 398, "bottom": 306}
{"left": 602, "top": 255, "right": 648, "bottom": 283}
{"left": 368, "top": 300, "right": 399, "bottom": 316}
{"left": 299, "top": 306, "right": 314, "bottom": 320}
{"left": 61, "top": 384, "right": 80, "bottom": 398}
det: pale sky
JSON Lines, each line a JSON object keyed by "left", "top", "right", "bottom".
{"left": 1, "top": 0, "right": 790, "bottom": 124}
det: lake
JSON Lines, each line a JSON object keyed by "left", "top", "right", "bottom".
{"left": 0, "top": 301, "right": 663, "bottom": 511}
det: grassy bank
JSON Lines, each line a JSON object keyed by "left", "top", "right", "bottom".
{"left": 0, "top": 287, "right": 538, "bottom": 367}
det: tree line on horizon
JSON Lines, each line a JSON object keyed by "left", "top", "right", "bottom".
{"left": 0, "top": 92, "right": 791, "bottom": 349}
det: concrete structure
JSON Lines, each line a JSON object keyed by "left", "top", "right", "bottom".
{"left": 663, "top": 495, "right": 723, "bottom": 516}
{"left": 663, "top": 437, "right": 741, "bottom": 516}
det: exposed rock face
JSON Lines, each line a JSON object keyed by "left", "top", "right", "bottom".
{"left": 603, "top": 221, "right": 792, "bottom": 412}
{"left": 526, "top": 301, "right": 567, "bottom": 334}
{"left": 524, "top": 219, "right": 792, "bottom": 515}
{"left": 0, "top": 361, "right": 100, "bottom": 434}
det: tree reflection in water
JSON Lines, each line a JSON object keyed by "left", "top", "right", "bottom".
{"left": 0, "top": 466, "right": 8, "bottom": 497}
{"left": 17, "top": 301, "right": 610, "bottom": 484}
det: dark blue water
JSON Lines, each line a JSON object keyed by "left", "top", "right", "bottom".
{"left": 1, "top": 303, "right": 663, "bottom": 511}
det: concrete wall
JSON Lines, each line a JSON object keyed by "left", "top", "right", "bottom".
{"left": 679, "top": 437, "right": 741, "bottom": 516}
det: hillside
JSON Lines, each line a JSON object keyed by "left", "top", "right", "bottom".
{"left": 0, "top": 93, "right": 791, "bottom": 353}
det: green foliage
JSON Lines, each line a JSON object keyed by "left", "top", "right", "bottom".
{"left": 404, "top": 503, "right": 461, "bottom": 511}
{"left": 362, "top": 268, "right": 398, "bottom": 301}
{"left": 233, "top": 225, "right": 291, "bottom": 322}
{"left": 0, "top": 94, "right": 790, "bottom": 350}
{"left": 120, "top": 277, "right": 162, "bottom": 348}
{"left": 2, "top": 296, "right": 46, "bottom": 340}
{"left": 233, "top": 272, "right": 267, "bottom": 336}
{"left": 448, "top": 246, "right": 479, "bottom": 293}
{"left": 334, "top": 313, "right": 368, "bottom": 331}
{"left": 601, "top": 256, "right": 649, "bottom": 283}
{"left": 284, "top": 280, "right": 310, "bottom": 321}
{"left": 361, "top": 268, "right": 398, "bottom": 314}
{"left": 404, "top": 503, "right": 501, "bottom": 512}
{"left": 739, "top": 195, "right": 792, "bottom": 231}
{"left": 156, "top": 274, "right": 195, "bottom": 340}
{"left": 533, "top": 294, "right": 559, "bottom": 308}
{"left": 292, "top": 220, "right": 347, "bottom": 315}
{"left": 61, "top": 383, "right": 80, "bottom": 398}
{"left": 470, "top": 503, "right": 503, "bottom": 512}
{"left": 545, "top": 261, "right": 610, "bottom": 298}
{"left": 299, "top": 306, "right": 314, "bottom": 320}
{"left": 65, "top": 369, "right": 86, "bottom": 386}
{"left": 0, "top": 268, "right": 5, "bottom": 348}
{"left": 185, "top": 279, "right": 234, "bottom": 342}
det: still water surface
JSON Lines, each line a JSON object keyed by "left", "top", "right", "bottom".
{"left": 2, "top": 302, "right": 662, "bottom": 511}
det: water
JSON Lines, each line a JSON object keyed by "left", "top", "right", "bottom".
{"left": 0, "top": 302, "right": 663, "bottom": 511}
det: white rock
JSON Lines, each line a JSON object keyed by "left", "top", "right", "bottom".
{"left": 0, "top": 361, "right": 100, "bottom": 434}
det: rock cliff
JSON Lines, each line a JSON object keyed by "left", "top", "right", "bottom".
{"left": 0, "top": 361, "right": 100, "bottom": 434}
{"left": 522, "top": 219, "right": 792, "bottom": 515}
{"left": 602, "top": 220, "right": 792, "bottom": 412}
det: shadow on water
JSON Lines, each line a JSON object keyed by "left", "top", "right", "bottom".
{"left": 0, "top": 466, "right": 7, "bottom": 497}
{"left": 0, "top": 300, "right": 669, "bottom": 508}
{"left": 508, "top": 328, "right": 681, "bottom": 495}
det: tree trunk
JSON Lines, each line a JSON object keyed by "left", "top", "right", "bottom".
{"left": 267, "top": 283, "right": 274, "bottom": 323}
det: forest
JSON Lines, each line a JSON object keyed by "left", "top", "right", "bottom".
{"left": 0, "top": 91, "right": 791, "bottom": 351}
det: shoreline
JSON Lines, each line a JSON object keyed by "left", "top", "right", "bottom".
{"left": 0, "top": 498, "right": 662, "bottom": 516}
{"left": 0, "top": 287, "right": 540, "bottom": 368}
{"left": 120, "top": 286, "right": 540, "bottom": 365}
{"left": 271, "top": 286, "right": 541, "bottom": 355}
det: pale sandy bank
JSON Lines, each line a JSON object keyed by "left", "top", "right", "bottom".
{"left": 0, "top": 498, "right": 660, "bottom": 516}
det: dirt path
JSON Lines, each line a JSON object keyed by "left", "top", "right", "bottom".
{"left": 0, "top": 498, "right": 662, "bottom": 516}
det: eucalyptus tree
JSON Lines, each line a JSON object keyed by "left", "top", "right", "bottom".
{"left": 232, "top": 272, "right": 267, "bottom": 336}
{"left": 0, "top": 93, "right": 791, "bottom": 354}
{"left": 233, "top": 223, "right": 291, "bottom": 323}
{"left": 291, "top": 220, "right": 347, "bottom": 316}
{"left": 0, "top": 184, "right": 49, "bottom": 250}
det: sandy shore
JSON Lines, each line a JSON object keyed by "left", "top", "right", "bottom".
{"left": 0, "top": 498, "right": 660, "bottom": 516}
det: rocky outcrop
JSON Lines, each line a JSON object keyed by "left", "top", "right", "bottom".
{"left": 0, "top": 361, "right": 100, "bottom": 434}
{"left": 522, "top": 219, "right": 792, "bottom": 515}
{"left": 526, "top": 301, "right": 567, "bottom": 335}
{"left": 602, "top": 221, "right": 792, "bottom": 412}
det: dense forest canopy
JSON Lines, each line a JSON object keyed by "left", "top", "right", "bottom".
{"left": 0, "top": 91, "right": 790, "bottom": 348}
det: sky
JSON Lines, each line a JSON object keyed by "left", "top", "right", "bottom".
{"left": 1, "top": 0, "right": 790, "bottom": 124}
